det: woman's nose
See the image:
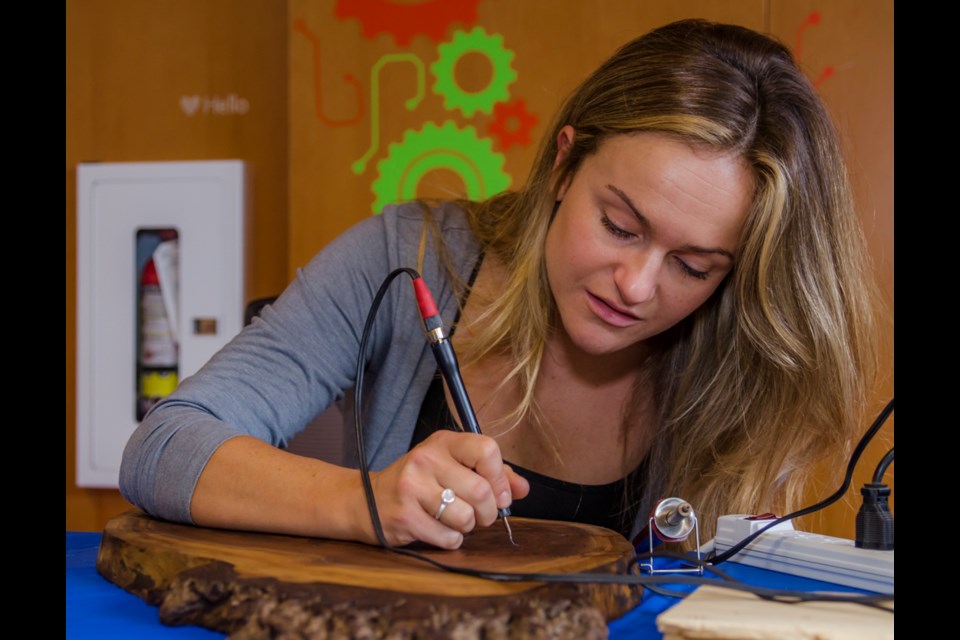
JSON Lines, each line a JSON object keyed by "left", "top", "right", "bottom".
{"left": 615, "top": 249, "right": 660, "bottom": 305}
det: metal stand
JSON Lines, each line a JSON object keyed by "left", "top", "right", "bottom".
{"left": 638, "top": 498, "right": 704, "bottom": 576}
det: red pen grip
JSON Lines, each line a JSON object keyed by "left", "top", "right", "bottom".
{"left": 412, "top": 277, "right": 439, "bottom": 320}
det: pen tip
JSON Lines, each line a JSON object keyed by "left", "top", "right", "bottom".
{"left": 503, "top": 517, "right": 518, "bottom": 547}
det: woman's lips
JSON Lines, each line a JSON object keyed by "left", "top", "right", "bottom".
{"left": 586, "top": 292, "right": 641, "bottom": 327}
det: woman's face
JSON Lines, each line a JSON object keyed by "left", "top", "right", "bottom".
{"left": 544, "top": 127, "right": 753, "bottom": 357}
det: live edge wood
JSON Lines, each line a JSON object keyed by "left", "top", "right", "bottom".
{"left": 98, "top": 509, "right": 643, "bottom": 639}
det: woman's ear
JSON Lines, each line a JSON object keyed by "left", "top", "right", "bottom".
{"left": 554, "top": 125, "right": 575, "bottom": 169}
{"left": 553, "top": 125, "right": 575, "bottom": 200}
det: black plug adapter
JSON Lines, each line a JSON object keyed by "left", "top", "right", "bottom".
{"left": 855, "top": 482, "right": 894, "bottom": 550}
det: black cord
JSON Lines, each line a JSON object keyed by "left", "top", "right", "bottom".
{"left": 873, "top": 448, "right": 894, "bottom": 484}
{"left": 352, "top": 268, "right": 893, "bottom": 611}
{"left": 354, "top": 267, "right": 421, "bottom": 549}
{"left": 707, "top": 398, "right": 895, "bottom": 566}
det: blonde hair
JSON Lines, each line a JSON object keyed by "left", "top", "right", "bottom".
{"left": 449, "top": 19, "right": 880, "bottom": 540}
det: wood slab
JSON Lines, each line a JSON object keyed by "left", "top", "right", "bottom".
{"left": 98, "top": 509, "right": 643, "bottom": 639}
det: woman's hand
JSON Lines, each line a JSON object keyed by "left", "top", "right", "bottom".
{"left": 359, "top": 430, "right": 530, "bottom": 549}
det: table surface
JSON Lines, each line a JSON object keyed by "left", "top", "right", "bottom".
{"left": 67, "top": 531, "right": 871, "bottom": 640}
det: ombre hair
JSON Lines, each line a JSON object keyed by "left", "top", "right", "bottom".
{"left": 452, "top": 19, "right": 879, "bottom": 540}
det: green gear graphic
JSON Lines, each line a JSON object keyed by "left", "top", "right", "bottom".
{"left": 371, "top": 121, "right": 511, "bottom": 214}
{"left": 430, "top": 27, "right": 517, "bottom": 117}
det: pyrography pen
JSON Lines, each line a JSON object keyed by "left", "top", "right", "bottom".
{"left": 412, "top": 277, "right": 517, "bottom": 547}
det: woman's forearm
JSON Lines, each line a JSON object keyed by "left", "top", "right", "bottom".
{"left": 190, "top": 436, "right": 372, "bottom": 542}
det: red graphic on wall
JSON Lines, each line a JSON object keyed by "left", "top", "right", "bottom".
{"left": 335, "top": 0, "right": 481, "bottom": 46}
{"left": 486, "top": 99, "right": 538, "bottom": 151}
{"left": 293, "top": 18, "right": 364, "bottom": 126}
{"left": 794, "top": 11, "right": 835, "bottom": 89}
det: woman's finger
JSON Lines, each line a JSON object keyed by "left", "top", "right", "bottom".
{"left": 412, "top": 509, "right": 465, "bottom": 549}
{"left": 429, "top": 486, "right": 477, "bottom": 533}
{"left": 504, "top": 463, "right": 531, "bottom": 501}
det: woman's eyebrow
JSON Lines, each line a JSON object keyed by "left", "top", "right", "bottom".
{"left": 606, "top": 183, "right": 735, "bottom": 261}
{"left": 607, "top": 184, "right": 649, "bottom": 227}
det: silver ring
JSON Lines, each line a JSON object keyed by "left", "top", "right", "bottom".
{"left": 434, "top": 488, "right": 456, "bottom": 520}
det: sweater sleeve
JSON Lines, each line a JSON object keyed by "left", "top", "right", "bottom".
{"left": 118, "top": 202, "right": 480, "bottom": 524}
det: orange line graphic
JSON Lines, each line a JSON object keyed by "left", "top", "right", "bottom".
{"left": 293, "top": 17, "right": 364, "bottom": 127}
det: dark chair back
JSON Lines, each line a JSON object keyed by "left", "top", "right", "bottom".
{"left": 244, "top": 296, "right": 278, "bottom": 326}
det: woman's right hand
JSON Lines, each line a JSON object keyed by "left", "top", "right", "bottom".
{"left": 355, "top": 430, "right": 530, "bottom": 549}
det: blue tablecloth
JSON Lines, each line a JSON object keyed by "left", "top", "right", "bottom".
{"left": 67, "top": 531, "right": 870, "bottom": 639}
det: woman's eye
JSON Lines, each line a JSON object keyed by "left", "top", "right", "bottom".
{"left": 600, "top": 213, "right": 634, "bottom": 239}
{"left": 676, "top": 258, "right": 709, "bottom": 281}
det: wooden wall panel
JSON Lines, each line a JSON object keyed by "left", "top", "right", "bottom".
{"left": 288, "top": 0, "right": 765, "bottom": 269}
{"left": 768, "top": 0, "right": 895, "bottom": 537}
{"left": 66, "top": 0, "right": 289, "bottom": 531}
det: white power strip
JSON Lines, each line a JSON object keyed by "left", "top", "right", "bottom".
{"left": 713, "top": 515, "right": 894, "bottom": 593}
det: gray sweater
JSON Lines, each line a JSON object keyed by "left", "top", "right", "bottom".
{"left": 119, "top": 202, "right": 481, "bottom": 524}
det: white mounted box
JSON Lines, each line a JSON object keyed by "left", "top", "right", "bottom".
{"left": 76, "top": 160, "right": 247, "bottom": 487}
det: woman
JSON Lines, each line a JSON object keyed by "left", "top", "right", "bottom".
{"left": 120, "top": 19, "right": 878, "bottom": 550}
